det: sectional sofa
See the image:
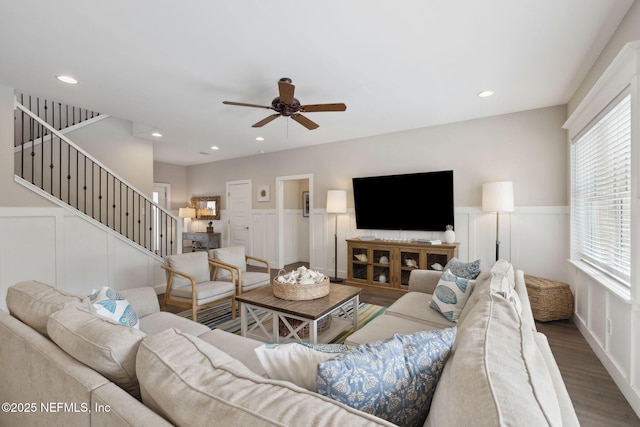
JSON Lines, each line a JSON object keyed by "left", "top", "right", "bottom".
{"left": 0, "top": 259, "right": 579, "bottom": 426}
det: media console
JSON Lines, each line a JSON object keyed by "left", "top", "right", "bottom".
{"left": 345, "top": 238, "right": 459, "bottom": 294}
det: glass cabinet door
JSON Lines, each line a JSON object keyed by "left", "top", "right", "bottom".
{"left": 399, "top": 249, "right": 421, "bottom": 287}
{"left": 372, "top": 248, "right": 391, "bottom": 286}
{"left": 349, "top": 245, "right": 371, "bottom": 282}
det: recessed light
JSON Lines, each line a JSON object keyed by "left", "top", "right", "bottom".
{"left": 256, "top": 136, "right": 264, "bottom": 141}
{"left": 211, "top": 146, "right": 219, "bottom": 150}
{"left": 477, "top": 90, "right": 494, "bottom": 98}
{"left": 56, "top": 75, "right": 78, "bottom": 85}
{"left": 151, "top": 132, "right": 163, "bottom": 138}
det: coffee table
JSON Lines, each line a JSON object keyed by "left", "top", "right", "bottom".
{"left": 236, "top": 283, "right": 362, "bottom": 344}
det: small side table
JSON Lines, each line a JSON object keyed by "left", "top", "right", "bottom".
{"left": 524, "top": 275, "right": 574, "bottom": 322}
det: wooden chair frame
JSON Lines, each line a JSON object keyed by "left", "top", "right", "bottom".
{"left": 161, "top": 258, "right": 237, "bottom": 322}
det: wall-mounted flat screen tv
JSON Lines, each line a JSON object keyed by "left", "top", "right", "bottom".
{"left": 352, "top": 170, "right": 454, "bottom": 231}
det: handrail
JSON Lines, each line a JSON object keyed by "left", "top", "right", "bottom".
{"left": 13, "top": 95, "right": 178, "bottom": 257}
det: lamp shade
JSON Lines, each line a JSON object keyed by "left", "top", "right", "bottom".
{"left": 482, "top": 182, "right": 514, "bottom": 213}
{"left": 178, "top": 207, "right": 196, "bottom": 218}
{"left": 326, "top": 190, "right": 347, "bottom": 214}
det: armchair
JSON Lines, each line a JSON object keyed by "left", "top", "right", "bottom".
{"left": 161, "top": 251, "right": 236, "bottom": 322}
{"left": 209, "top": 246, "right": 271, "bottom": 295}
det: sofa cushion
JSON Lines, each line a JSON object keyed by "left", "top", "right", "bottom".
{"left": 443, "top": 257, "right": 481, "bottom": 279}
{"left": 138, "top": 311, "right": 210, "bottom": 337}
{"left": 429, "top": 269, "right": 474, "bottom": 322}
{"left": 136, "top": 328, "right": 395, "bottom": 427}
{"left": 318, "top": 328, "right": 456, "bottom": 427}
{"left": 345, "top": 312, "right": 443, "bottom": 347}
{"left": 255, "top": 343, "right": 347, "bottom": 391}
{"left": 89, "top": 287, "right": 140, "bottom": 328}
{"left": 425, "top": 290, "right": 562, "bottom": 427}
{"left": 47, "top": 303, "right": 146, "bottom": 398}
{"left": 6, "top": 280, "right": 85, "bottom": 337}
{"left": 384, "top": 292, "right": 457, "bottom": 329}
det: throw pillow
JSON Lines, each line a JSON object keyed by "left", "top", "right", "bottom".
{"left": 317, "top": 328, "right": 456, "bottom": 427}
{"left": 430, "top": 269, "right": 474, "bottom": 322}
{"left": 89, "top": 287, "right": 139, "bottom": 329}
{"left": 443, "top": 257, "right": 481, "bottom": 279}
{"left": 255, "top": 342, "right": 348, "bottom": 391}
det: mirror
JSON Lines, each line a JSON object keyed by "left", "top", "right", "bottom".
{"left": 191, "top": 196, "right": 220, "bottom": 220}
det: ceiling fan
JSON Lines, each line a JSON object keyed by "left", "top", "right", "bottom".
{"left": 223, "top": 77, "right": 347, "bottom": 130}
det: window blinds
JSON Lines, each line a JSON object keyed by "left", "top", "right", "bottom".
{"left": 571, "top": 92, "right": 631, "bottom": 285}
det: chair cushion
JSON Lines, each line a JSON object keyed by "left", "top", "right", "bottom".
{"left": 136, "top": 328, "right": 395, "bottom": 427}
{"left": 211, "top": 246, "right": 247, "bottom": 278}
{"left": 6, "top": 280, "right": 86, "bottom": 337}
{"left": 171, "top": 280, "right": 235, "bottom": 302}
{"left": 239, "top": 271, "right": 270, "bottom": 291}
{"left": 47, "top": 302, "right": 146, "bottom": 398}
{"left": 166, "top": 252, "right": 211, "bottom": 288}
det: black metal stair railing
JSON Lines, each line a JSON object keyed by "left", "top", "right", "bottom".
{"left": 13, "top": 95, "right": 178, "bottom": 257}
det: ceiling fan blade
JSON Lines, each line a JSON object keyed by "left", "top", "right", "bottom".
{"left": 291, "top": 114, "right": 319, "bottom": 130}
{"left": 251, "top": 114, "right": 280, "bottom": 128}
{"left": 223, "top": 101, "right": 272, "bottom": 109}
{"left": 301, "top": 103, "right": 347, "bottom": 112}
{"left": 278, "top": 80, "right": 296, "bottom": 104}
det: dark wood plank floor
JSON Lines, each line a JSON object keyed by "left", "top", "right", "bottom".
{"left": 163, "top": 262, "right": 640, "bottom": 425}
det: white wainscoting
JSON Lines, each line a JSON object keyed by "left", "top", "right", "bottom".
{"left": 569, "top": 262, "right": 640, "bottom": 416}
{"left": 0, "top": 207, "right": 165, "bottom": 312}
{"left": 248, "top": 205, "right": 569, "bottom": 282}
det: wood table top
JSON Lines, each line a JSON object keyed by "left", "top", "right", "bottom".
{"left": 236, "top": 283, "right": 362, "bottom": 320}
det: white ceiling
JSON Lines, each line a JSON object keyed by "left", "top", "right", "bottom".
{"left": 0, "top": 1, "right": 634, "bottom": 165}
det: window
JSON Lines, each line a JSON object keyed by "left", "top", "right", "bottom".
{"left": 571, "top": 90, "right": 631, "bottom": 285}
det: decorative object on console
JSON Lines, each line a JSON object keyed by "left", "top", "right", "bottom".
{"left": 405, "top": 258, "right": 418, "bottom": 268}
{"left": 207, "top": 221, "right": 214, "bottom": 233}
{"left": 482, "top": 181, "right": 514, "bottom": 261}
{"left": 379, "top": 255, "right": 389, "bottom": 264}
{"left": 178, "top": 207, "right": 195, "bottom": 232}
{"left": 327, "top": 190, "right": 347, "bottom": 283}
{"left": 354, "top": 253, "right": 368, "bottom": 262}
{"left": 444, "top": 224, "right": 456, "bottom": 243}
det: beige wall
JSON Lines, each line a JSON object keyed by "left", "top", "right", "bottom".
{"left": 185, "top": 104, "right": 567, "bottom": 211}
{"left": 153, "top": 161, "right": 188, "bottom": 213}
{"left": 568, "top": 0, "right": 640, "bottom": 116}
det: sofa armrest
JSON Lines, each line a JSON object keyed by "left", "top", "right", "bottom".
{"left": 119, "top": 287, "right": 160, "bottom": 318}
{"left": 408, "top": 270, "right": 443, "bottom": 294}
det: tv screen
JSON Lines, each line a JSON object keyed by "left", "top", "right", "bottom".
{"left": 352, "top": 170, "right": 454, "bottom": 231}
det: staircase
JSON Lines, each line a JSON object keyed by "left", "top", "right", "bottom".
{"left": 13, "top": 94, "right": 178, "bottom": 257}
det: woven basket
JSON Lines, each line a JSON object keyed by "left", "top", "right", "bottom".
{"left": 524, "top": 275, "right": 574, "bottom": 322}
{"left": 272, "top": 275, "right": 330, "bottom": 301}
{"left": 278, "top": 315, "right": 332, "bottom": 339}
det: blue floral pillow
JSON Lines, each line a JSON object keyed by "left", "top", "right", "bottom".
{"left": 317, "top": 328, "right": 456, "bottom": 427}
{"left": 89, "top": 287, "right": 139, "bottom": 328}
{"left": 443, "top": 257, "right": 481, "bottom": 279}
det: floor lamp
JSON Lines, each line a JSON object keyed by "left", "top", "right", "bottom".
{"left": 327, "top": 190, "right": 347, "bottom": 283}
{"left": 482, "top": 182, "right": 514, "bottom": 261}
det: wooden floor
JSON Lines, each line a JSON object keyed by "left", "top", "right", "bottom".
{"left": 166, "top": 262, "right": 640, "bottom": 425}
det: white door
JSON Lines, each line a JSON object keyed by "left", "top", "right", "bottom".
{"left": 226, "top": 180, "right": 251, "bottom": 251}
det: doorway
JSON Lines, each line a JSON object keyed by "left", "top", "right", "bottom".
{"left": 276, "top": 174, "right": 313, "bottom": 269}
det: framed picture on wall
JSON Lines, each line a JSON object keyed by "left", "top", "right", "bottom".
{"left": 257, "top": 185, "right": 269, "bottom": 202}
{"left": 302, "top": 191, "right": 309, "bottom": 217}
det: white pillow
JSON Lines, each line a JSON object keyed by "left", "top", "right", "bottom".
{"left": 254, "top": 343, "right": 347, "bottom": 391}
{"left": 430, "top": 269, "right": 474, "bottom": 322}
{"left": 89, "top": 287, "right": 139, "bottom": 329}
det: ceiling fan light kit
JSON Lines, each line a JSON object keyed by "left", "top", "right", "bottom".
{"left": 223, "top": 77, "right": 347, "bottom": 130}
